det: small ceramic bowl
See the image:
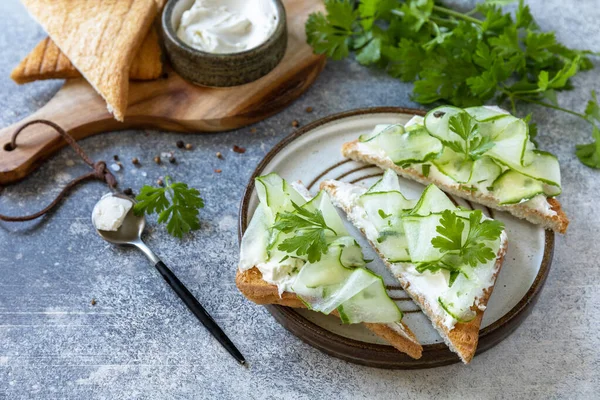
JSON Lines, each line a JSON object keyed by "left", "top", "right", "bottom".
{"left": 161, "top": 0, "right": 287, "bottom": 87}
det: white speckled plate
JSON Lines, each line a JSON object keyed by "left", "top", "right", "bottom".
{"left": 239, "top": 108, "right": 553, "bottom": 369}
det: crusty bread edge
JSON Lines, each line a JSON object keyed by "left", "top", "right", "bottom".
{"left": 235, "top": 267, "right": 423, "bottom": 360}
{"left": 342, "top": 140, "right": 569, "bottom": 234}
{"left": 321, "top": 180, "right": 508, "bottom": 363}
{"left": 21, "top": 0, "right": 158, "bottom": 121}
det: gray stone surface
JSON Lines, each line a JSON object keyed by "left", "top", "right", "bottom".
{"left": 0, "top": 0, "right": 599, "bottom": 399}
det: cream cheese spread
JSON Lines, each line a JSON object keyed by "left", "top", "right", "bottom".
{"left": 92, "top": 194, "right": 133, "bottom": 232}
{"left": 177, "top": 0, "right": 278, "bottom": 54}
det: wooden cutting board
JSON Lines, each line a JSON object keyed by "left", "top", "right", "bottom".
{"left": 0, "top": 0, "right": 325, "bottom": 185}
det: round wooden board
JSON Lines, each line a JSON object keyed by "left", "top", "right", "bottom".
{"left": 0, "top": 0, "right": 325, "bottom": 185}
{"left": 238, "top": 107, "right": 554, "bottom": 369}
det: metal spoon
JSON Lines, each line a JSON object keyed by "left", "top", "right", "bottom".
{"left": 93, "top": 193, "right": 246, "bottom": 365}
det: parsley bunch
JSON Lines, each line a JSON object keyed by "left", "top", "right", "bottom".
{"left": 417, "top": 210, "right": 504, "bottom": 286}
{"left": 134, "top": 176, "right": 204, "bottom": 238}
{"left": 272, "top": 201, "right": 337, "bottom": 263}
{"left": 306, "top": 0, "right": 600, "bottom": 167}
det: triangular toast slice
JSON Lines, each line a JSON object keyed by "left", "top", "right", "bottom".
{"left": 21, "top": 0, "right": 157, "bottom": 121}
{"left": 12, "top": 0, "right": 166, "bottom": 85}
{"left": 321, "top": 179, "right": 508, "bottom": 363}
{"left": 236, "top": 267, "right": 423, "bottom": 359}
{"left": 341, "top": 140, "right": 568, "bottom": 233}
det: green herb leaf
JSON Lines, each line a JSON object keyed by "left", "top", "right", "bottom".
{"left": 576, "top": 126, "right": 600, "bottom": 169}
{"left": 273, "top": 201, "right": 336, "bottom": 263}
{"left": 430, "top": 209, "right": 504, "bottom": 280}
{"left": 448, "top": 111, "right": 495, "bottom": 160}
{"left": 378, "top": 209, "right": 392, "bottom": 219}
{"left": 305, "top": 0, "right": 357, "bottom": 60}
{"left": 134, "top": 177, "right": 204, "bottom": 238}
{"left": 585, "top": 90, "right": 600, "bottom": 123}
{"left": 431, "top": 210, "right": 465, "bottom": 252}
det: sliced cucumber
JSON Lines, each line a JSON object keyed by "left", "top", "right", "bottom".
{"left": 376, "top": 229, "right": 411, "bottom": 262}
{"left": 388, "top": 127, "right": 443, "bottom": 165}
{"left": 410, "top": 184, "right": 457, "bottom": 216}
{"left": 402, "top": 214, "right": 447, "bottom": 263}
{"left": 477, "top": 115, "right": 519, "bottom": 139}
{"left": 360, "top": 124, "right": 404, "bottom": 144}
{"left": 404, "top": 115, "right": 425, "bottom": 129}
{"left": 293, "top": 246, "right": 350, "bottom": 289}
{"left": 465, "top": 105, "right": 509, "bottom": 121}
{"left": 359, "top": 124, "right": 395, "bottom": 142}
{"left": 544, "top": 183, "right": 562, "bottom": 197}
{"left": 314, "top": 191, "right": 349, "bottom": 238}
{"left": 293, "top": 250, "right": 402, "bottom": 322}
{"left": 255, "top": 173, "right": 307, "bottom": 219}
{"left": 338, "top": 274, "right": 403, "bottom": 324}
{"left": 239, "top": 204, "right": 269, "bottom": 269}
{"left": 359, "top": 191, "right": 415, "bottom": 231}
{"left": 500, "top": 150, "right": 561, "bottom": 189}
{"left": 433, "top": 148, "right": 473, "bottom": 184}
{"left": 438, "top": 297, "right": 476, "bottom": 323}
{"left": 335, "top": 237, "right": 366, "bottom": 268}
{"left": 492, "top": 170, "right": 545, "bottom": 205}
{"left": 367, "top": 168, "right": 401, "bottom": 193}
{"left": 424, "top": 106, "right": 464, "bottom": 144}
{"left": 490, "top": 149, "right": 561, "bottom": 191}
{"left": 468, "top": 156, "right": 503, "bottom": 188}
{"left": 484, "top": 118, "right": 528, "bottom": 166}
{"left": 294, "top": 264, "right": 376, "bottom": 315}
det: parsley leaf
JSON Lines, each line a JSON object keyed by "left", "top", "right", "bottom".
{"left": 575, "top": 91, "right": 600, "bottom": 168}
{"left": 273, "top": 201, "right": 336, "bottom": 263}
{"left": 431, "top": 211, "right": 464, "bottom": 252}
{"left": 134, "top": 177, "right": 204, "bottom": 238}
{"left": 448, "top": 111, "right": 495, "bottom": 160}
{"left": 576, "top": 126, "right": 600, "bottom": 169}
{"left": 305, "top": 1, "right": 357, "bottom": 60}
{"left": 425, "top": 210, "right": 504, "bottom": 286}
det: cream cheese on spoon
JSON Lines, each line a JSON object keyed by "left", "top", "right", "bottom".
{"left": 177, "top": 0, "right": 278, "bottom": 54}
{"left": 92, "top": 194, "right": 133, "bottom": 232}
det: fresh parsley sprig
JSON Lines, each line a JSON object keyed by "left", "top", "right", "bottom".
{"left": 272, "top": 201, "right": 337, "bottom": 263}
{"left": 306, "top": 0, "right": 600, "bottom": 167}
{"left": 134, "top": 176, "right": 204, "bottom": 238}
{"left": 417, "top": 210, "right": 504, "bottom": 286}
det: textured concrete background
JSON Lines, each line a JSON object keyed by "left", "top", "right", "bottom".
{"left": 0, "top": 1, "right": 599, "bottom": 399}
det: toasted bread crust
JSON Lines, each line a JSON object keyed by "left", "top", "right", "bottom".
{"left": 236, "top": 267, "right": 423, "bottom": 359}
{"left": 342, "top": 140, "right": 569, "bottom": 233}
{"left": 321, "top": 180, "right": 508, "bottom": 363}
{"left": 11, "top": 28, "right": 162, "bottom": 84}
{"left": 21, "top": 0, "right": 158, "bottom": 121}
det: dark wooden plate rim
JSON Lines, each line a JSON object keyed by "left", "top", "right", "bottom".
{"left": 237, "top": 107, "right": 554, "bottom": 369}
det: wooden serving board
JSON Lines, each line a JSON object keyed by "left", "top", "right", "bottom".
{"left": 0, "top": 0, "right": 325, "bottom": 185}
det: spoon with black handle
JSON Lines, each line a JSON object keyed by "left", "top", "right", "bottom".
{"left": 93, "top": 193, "right": 246, "bottom": 365}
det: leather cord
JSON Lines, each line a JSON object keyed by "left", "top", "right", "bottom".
{"left": 0, "top": 120, "right": 117, "bottom": 222}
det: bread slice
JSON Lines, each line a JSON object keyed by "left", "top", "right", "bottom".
{"left": 321, "top": 180, "right": 508, "bottom": 363}
{"left": 21, "top": 0, "right": 158, "bottom": 121}
{"left": 342, "top": 140, "right": 569, "bottom": 233}
{"left": 11, "top": 27, "right": 162, "bottom": 84}
{"left": 236, "top": 267, "right": 423, "bottom": 359}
